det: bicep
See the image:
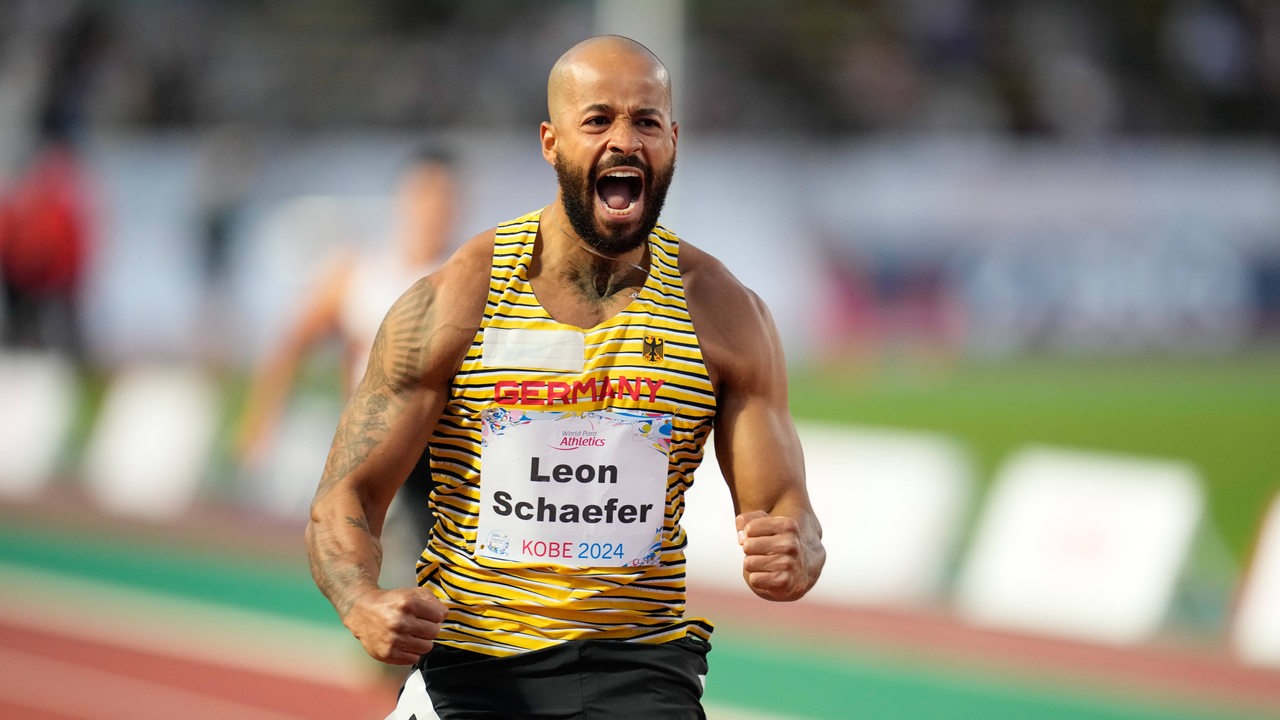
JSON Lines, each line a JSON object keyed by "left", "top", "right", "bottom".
{"left": 314, "top": 279, "right": 453, "bottom": 530}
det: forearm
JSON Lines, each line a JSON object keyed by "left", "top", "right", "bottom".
{"left": 306, "top": 376, "right": 428, "bottom": 619}
{"left": 306, "top": 490, "right": 386, "bottom": 620}
{"left": 238, "top": 362, "right": 292, "bottom": 444}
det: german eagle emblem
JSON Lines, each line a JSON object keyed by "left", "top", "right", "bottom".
{"left": 642, "top": 335, "right": 664, "bottom": 363}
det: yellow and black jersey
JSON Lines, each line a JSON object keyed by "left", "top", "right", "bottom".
{"left": 419, "top": 209, "right": 718, "bottom": 656}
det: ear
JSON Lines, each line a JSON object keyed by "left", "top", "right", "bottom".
{"left": 540, "top": 121, "right": 557, "bottom": 166}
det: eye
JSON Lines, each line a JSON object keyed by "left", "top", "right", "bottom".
{"left": 584, "top": 116, "right": 610, "bottom": 127}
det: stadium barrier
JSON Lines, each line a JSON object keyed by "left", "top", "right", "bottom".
{"left": 81, "top": 363, "right": 220, "bottom": 520}
{"left": 0, "top": 363, "right": 1271, "bottom": 658}
{"left": 684, "top": 422, "right": 973, "bottom": 609}
{"left": 1234, "top": 492, "right": 1280, "bottom": 668}
{"left": 955, "top": 445, "right": 1204, "bottom": 645}
{"left": 0, "top": 350, "right": 78, "bottom": 500}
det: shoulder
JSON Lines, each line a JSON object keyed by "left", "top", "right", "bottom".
{"left": 430, "top": 228, "right": 498, "bottom": 307}
{"left": 680, "top": 237, "right": 773, "bottom": 332}
{"left": 375, "top": 229, "right": 497, "bottom": 386}
{"left": 678, "top": 239, "right": 780, "bottom": 389}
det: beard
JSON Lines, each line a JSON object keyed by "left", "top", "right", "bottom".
{"left": 554, "top": 152, "right": 675, "bottom": 255}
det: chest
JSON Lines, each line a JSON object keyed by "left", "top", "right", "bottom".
{"left": 526, "top": 275, "right": 641, "bottom": 330}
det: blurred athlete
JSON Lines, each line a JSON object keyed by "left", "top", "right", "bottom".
{"left": 239, "top": 147, "right": 457, "bottom": 587}
{"left": 306, "top": 35, "right": 825, "bottom": 719}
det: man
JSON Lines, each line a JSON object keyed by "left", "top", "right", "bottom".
{"left": 306, "top": 35, "right": 825, "bottom": 719}
{"left": 241, "top": 148, "right": 457, "bottom": 589}
{"left": 237, "top": 148, "right": 458, "bottom": 458}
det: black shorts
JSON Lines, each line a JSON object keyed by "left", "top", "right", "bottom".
{"left": 386, "top": 636, "right": 711, "bottom": 720}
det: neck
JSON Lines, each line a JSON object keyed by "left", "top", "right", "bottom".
{"left": 539, "top": 204, "right": 649, "bottom": 304}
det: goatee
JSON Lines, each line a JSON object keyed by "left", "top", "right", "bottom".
{"left": 554, "top": 153, "right": 674, "bottom": 255}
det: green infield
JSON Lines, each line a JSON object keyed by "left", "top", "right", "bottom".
{"left": 787, "top": 354, "right": 1280, "bottom": 565}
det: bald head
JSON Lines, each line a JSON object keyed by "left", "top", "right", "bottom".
{"left": 547, "top": 35, "right": 672, "bottom": 123}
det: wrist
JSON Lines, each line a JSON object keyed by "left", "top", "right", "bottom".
{"left": 336, "top": 582, "right": 382, "bottom": 625}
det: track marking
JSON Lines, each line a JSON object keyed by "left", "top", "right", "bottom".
{"left": 705, "top": 705, "right": 803, "bottom": 720}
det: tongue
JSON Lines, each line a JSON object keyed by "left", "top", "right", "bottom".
{"left": 600, "top": 179, "right": 634, "bottom": 210}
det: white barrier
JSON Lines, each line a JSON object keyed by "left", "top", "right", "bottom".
{"left": 1233, "top": 493, "right": 1280, "bottom": 668}
{"left": 0, "top": 351, "right": 79, "bottom": 498}
{"left": 683, "top": 422, "right": 972, "bottom": 607}
{"left": 82, "top": 364, "right": 220, "bottom": 520}
{"left": 955, "top": 445, "right": 1204, "bottom": 645}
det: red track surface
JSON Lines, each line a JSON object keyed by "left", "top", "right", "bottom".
{"left": 0, "top": 620, "right": 391, "bottom": 720}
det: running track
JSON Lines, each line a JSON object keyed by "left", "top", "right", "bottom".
{"left": 3, "top": 498, "right": 1279, "bottom": 720}
{"left": 0, "top": 621, "right": 386, "bottom": 720}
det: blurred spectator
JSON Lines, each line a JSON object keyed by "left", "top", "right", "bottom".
{"left": 235, "top": 146, "right": 459, "bottom": 587}
{"left": 0, "top": 140, "right": 93, "bottom": 358}
{"left": 235, "top": 146, "right": 456, "bottom": 464}
{"left": 0, "top": 4, "right": 106, "bottom": 359}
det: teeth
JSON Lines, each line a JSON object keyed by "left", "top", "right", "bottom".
{"left": 604, "top": 169, "right": 641, "bottom": 178}
{"left": 604, "top": 200, "right": 637, "bottom": 215}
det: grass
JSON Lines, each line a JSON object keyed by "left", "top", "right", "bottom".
{"left": 786, "top": 353, "right": 1280, "bottom": 564}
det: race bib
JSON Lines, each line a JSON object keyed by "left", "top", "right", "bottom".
{"left": 475, "top": 407, "right": 671, "bottom": 567}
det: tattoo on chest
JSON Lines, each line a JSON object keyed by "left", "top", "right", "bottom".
{"left": 567, "top": 260, "right": 644, "bottom": 305}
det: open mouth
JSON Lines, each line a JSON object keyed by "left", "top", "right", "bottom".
{"left": 596, "top": 168, "right": 644, "bottom": 216}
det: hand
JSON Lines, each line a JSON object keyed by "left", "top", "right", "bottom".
{"left": 342, "top": 587, "right": 448, "bottom": 665}
{"left": 736, "top": 510, "right": 819, "bottom": 602}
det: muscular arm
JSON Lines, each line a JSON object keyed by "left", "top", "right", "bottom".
{"left": 305, "top": 234, "right": 490, "bottom": 663}
{"left": 687, "top": 247, "right": 825, "bottom": 601}
{"left": 305, "top": 277, "right": 448, "bottom": 661}
{"left": 307, "top": 275, "right": 436, "bottom": 601}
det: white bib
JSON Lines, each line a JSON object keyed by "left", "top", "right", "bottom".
{"left": 475, "top": 407, "right": 671, "bottom": 567}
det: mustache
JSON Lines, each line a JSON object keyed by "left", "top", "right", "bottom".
{"left": 595, "top": 155, "right": 650, "bottom": 176}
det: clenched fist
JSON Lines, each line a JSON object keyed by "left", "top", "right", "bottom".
{"left": 737, "top": 510, "right": 824, "bottom": 602}
{"left": 342, "top": 586, "right": 448, "bottom": 665}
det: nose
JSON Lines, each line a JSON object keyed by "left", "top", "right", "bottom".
{"left": 606, "top": 119, "right": 642, "bottom": 155}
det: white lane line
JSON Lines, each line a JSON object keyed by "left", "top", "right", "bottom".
{"left": 705, "top": 704, "right": 805, "bottom": 720}
{"left": 0, "top": 646, "right": 316, "bottom": 720}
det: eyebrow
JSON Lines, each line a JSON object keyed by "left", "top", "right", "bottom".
{"left": 582, "top": 103, "right": 664, "bottom": 118}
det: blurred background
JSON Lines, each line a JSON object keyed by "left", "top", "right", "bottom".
{"left": 2, "top": 1, "right": 1280, "bottom": 718}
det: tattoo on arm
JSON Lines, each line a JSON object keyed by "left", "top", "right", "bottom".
{"left": 315, "top": 279, "right": 438, "bottom": 496}
{"left": 307, "top": 279, "right": 438, "bottom": 616}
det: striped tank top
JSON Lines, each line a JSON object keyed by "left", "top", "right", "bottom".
{"left": 420, "top": 209, "right": 717, "bottom": 656}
